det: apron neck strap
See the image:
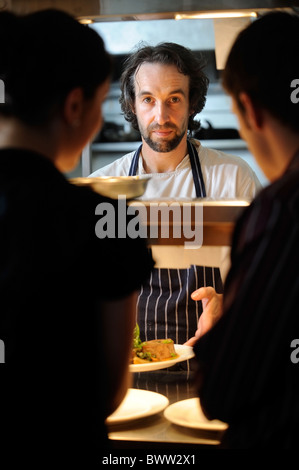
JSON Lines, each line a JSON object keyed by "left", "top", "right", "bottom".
{"left": 187, "top": 140, "right": 206, "bottom": 198}
{"left": 128, "top": 144, "right": 142, "bottom": 176}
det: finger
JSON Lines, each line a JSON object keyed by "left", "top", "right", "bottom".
{"left": 191, "top": 286, "right": 216, "bottom": 301}
{"left": 184, "top": 336, "right": 197, "bottom": 347}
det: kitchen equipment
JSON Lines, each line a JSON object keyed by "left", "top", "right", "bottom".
{"left": 8, "top": 1, "right": 297, "bottom": 22}
{"left": 69, "top": 175, "right": 151, "bottom": 199}
{"left": 193, "top": 120, "right": 240, "bottom": 140}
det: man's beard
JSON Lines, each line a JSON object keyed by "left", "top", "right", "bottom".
{"left": 139, "top": 122, "right": 187, "bottom": 153}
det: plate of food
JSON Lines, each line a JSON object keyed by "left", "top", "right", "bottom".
{"left": 129, "top": 324, "right": 195, "bottom": 372}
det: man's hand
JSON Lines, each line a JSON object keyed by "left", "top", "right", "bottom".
{"left": 184, "top": 287, "right": 223, "bottom": 346}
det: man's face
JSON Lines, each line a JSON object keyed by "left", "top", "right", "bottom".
{"left": 133, "top": 62, "right": 190, "bottom": 153}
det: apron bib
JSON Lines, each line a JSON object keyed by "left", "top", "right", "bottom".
{"left": 129, "top": 140, "right": 223, "bottom": 346}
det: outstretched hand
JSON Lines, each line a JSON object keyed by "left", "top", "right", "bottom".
{"left": 184, "top": 287, "right": 223, "bottom": 346}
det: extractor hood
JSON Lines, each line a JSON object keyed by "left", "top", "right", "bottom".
{"left": 5, "top": 0, "right": 299, "bottom": 21}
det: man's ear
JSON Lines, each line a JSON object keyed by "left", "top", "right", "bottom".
{"left": 238, "top": 92, "right": 264, "bottom": 130}
{"left": 63, "top": 87, "right": 84, "bottom": 128}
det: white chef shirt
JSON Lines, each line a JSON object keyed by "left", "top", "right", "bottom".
{"left": 90, "top": 139, "right": 261, "bottom": 200}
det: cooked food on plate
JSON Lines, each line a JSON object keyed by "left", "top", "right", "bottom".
{"left": 132, "top": 324, "right": 178, "bottom": 364}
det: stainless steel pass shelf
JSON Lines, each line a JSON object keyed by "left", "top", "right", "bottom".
{"left": 127, "top": 198, "right": 249, "bottom": 246}
{"left": 92, "top": 139, "right": 248, "bottom": 153}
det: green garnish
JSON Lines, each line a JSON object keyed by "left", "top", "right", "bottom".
{"left": 132, "top": 323, "right": 142, "bottom": 349}
{"left": 136, "top": 351, "right": 154, "bottom": 361}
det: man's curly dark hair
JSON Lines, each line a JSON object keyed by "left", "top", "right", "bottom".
{"left": 119, "top": 42, "right": 209, "bottom": 132}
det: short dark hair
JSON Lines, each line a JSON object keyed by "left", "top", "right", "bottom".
{"left": 0, "top": 9, "right": 112, "bottom": 126}
{"left": 222, "top": 11, "right": 299, "bottom": 132}
{"left": 119, "top": 42, "right": 209, "bottom": 132}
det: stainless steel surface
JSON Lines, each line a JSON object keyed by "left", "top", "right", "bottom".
{"left": 92, "top": 139, "right": 248, "bottom": 153}
{"left": 70, "top": 175, "right": 151, "bottom": 199}
{"left": 127, "top": 198, "right": 249, "bottom": 246}
{"left": 7, "top": 0, "right": 298, "bottom": 20}
{"left": 108, "top": 412, "right": 221, "bottom": 447}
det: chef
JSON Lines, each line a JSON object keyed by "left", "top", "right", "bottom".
{"left": 90, "top": 42, "right": 261, "bottom": 348}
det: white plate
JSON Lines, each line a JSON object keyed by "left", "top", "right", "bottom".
{"left": 164, "top": 397, "right": 228, "bottom": 431}
{"left": 106, "top": 388, "right": 169, "bottom": 425}
{"left": 129, "top": 344, "right": 195, "bottom": 373}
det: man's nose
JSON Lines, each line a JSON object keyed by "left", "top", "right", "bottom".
{"left": 155, "top": 102, "right": 169, "bottom": 125}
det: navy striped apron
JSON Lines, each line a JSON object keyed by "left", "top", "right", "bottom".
{"left": 129, "top": 140, "right": 223, "bottom": 346}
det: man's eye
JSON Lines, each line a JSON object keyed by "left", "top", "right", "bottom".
{"left": 143, "top": 97, "right": 153, "bottom": 103}
{"left": 170, "top": 97, "right": 180, "bottom": 103}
